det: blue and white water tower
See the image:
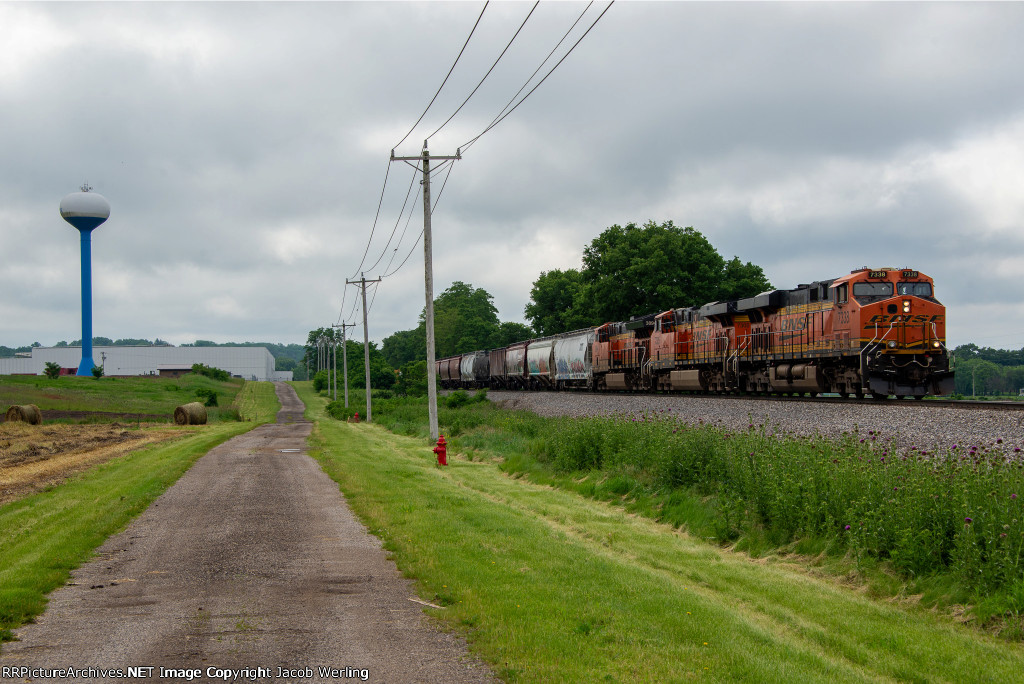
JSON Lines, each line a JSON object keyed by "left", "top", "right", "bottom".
{"left": 60, "top": 185, "right": 110, "bottom": 376}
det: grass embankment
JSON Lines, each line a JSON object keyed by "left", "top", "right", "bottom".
{"left": 293, "top": 383, "right": 1024, "bottom": 682}
{"left": 345, "top": 389, "right": 1024, "bottom": 632}
{"left": 0, "top": 381, "right": 280, "bottom": 647}
{"left": 0, "top": 373, "right": 249, "bottom": 422}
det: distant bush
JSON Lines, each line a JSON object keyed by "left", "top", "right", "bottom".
{"left": 194, "top": 387, "right": 219, "bottom": 407}
{"left": 91, "top": 365, "right": 104, "bottom": 379}
{"left": 191, "top": 363, "right": 230, "bottom": 382}
{"left": 442, "top": 389, "right": 488, "bottom": 409}
{"left": 325, "top": 400, "right": 358, "bottom": 421}
{"left": 44, "top": 362, "right": 61, "bottom": 379}
{"left": 393, "top": 360, "right": 427, "bottom": 397}
{"left": 313, "top": 370, "right": 330, "bottom": 392}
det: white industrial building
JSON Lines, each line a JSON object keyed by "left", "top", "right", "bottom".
{"left": 0, "top": 346, "right": 292, "bottom": 381}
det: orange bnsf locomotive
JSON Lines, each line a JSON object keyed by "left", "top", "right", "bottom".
{"left": 437, "top": 267, "right": 954, "bottom": 399}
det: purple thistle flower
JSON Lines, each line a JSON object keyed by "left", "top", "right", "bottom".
{"left": 844, "top": 525, "right": 851, "bottom": 531}
{"left": 965, "top": 517, "right": 973, "bottom": 524}
{"left": 1012, "top": 494, "right": 1018, "bottom": 500}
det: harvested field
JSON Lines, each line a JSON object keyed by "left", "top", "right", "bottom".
{"left": 0, "top": 422, "right": 184, "bottom": 505}
{"left": 39, "top": 409, "right": 170, "bottom": 423}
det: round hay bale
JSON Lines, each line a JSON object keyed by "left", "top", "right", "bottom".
{"left": 5, "top": 404, "right": 42, "bottom": 425}
{"left": 173, "top": 402, "right": 208, "bottom": 426}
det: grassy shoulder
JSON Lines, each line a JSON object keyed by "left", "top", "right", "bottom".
{"left": 0, "top": 382, "right": 281, "bottom": 647}
{"left": 293, "top": 383, "right": 1024, "bottom": 682}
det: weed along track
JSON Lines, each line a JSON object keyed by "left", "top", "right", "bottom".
{"left": 297, "top": 380, "right": 1024, "bottom": 682}
{"left": 0, "top": 384, "right": 494, "bottom": 683}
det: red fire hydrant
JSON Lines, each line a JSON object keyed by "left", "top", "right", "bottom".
{"left": 433, "top": 435, "right": 448, "bottom": 466}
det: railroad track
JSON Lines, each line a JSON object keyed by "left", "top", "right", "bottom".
{"left": 696, "top": 394, "right": 1024, "bottom": 411}
{"left": 485, "top": 390, "right": 1024, "bottom": 411}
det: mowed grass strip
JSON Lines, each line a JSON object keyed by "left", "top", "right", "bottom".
{"left": 0, "top": 382, "right": 281, "bottom": 646}
{"left": 293, "top": 383, "right": 1024, "bottom": 683}
{"left": 232, "top": 379, "right": 281, "bottom": 423}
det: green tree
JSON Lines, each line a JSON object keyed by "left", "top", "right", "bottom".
{"left": 433, "top": 281, "right": 500, "bottom": 356}
{"left": 341, "top": 339, "right": 395, "bottom": 390}
{"left": 524, "top": 269, "right": 592, "bottom": 336}
{"left": 381, "top": 327, "right": 424, "bottom": 368}
{"left": 304, "top": 327, "right": 396, "bottom": 391}
{"left": 718, "top": 256, "right": 772, "bottom": 302}
{"left": 393, "top": 360, "right": 427, "bottom": 397}
{"left": 525, "top": 221, "right": 773, "bottom": 331}
{"left": 380, "top": 281, "right": 513, "bottom": 361}
{"left": 493, "top": 321, "right": 535, "bottom": 347}
{"left": 44, "top": 361, "right": 61, "bottom": 379}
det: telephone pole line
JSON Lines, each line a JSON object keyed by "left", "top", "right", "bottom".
{"left": 391, "top": 141, "right": 461, "bottom": 441}
{"left": 332, "top": 322, "right": 355, "bottom": 406}
{"left": 346, "top": 273, "right": 382, "bottom": 422}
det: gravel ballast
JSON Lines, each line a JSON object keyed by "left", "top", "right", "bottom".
{"left": 487, "top": 391, "right": 1024, "bottom": 454}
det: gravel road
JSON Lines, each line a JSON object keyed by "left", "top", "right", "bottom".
{"left": 1, "top": 383, "right": 494, "bottom": 684}
{"left": 489, "top": 390, "right": 1024, "bottom": 454}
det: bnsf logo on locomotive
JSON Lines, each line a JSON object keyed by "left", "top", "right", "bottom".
{"left": 867, "top": 314, "right": 944, "bottom": 325}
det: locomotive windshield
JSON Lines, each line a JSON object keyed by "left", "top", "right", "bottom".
{"left": 852, "top": 281, "right": 893, "bottom": 304}
{"left": 897, "top": 282, "right": 932, "bottom": 296}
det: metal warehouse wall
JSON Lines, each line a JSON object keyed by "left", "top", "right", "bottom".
{"left": 0, "top": 346, "right": 282, "bottom": 381}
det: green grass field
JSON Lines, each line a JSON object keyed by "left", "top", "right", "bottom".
{"left": 294, "top": 382, "right": 1024, "bottom": 682}
{"left": 0, "top": 373, "right": 249, "bottom": 421}
{"left": 0, "top": 378, "right": 281, "bottom": 646}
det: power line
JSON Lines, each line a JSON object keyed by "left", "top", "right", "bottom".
{"left": 426, "top": 1, "right": 540, "bottom": 141}
{"left": 366, "top": 165, "right": 420, "bottom": 273}
{"left": 346, "top": 158, "right": 393, "bottom": 283}
{"left": 393, "top": 1, "right": 490, "bottom": 151}
{"left": 460, "top": 1, "right": 614, "bottom": 152}
{"left": 462, "top": 1, "right": 595, "bottom": 154}
{"left": 379, "top": 158, "right": 457, "bottom": 280}
{"left": 431, "top": 158, "right": 457, "bottom": 213}
{"left": 382, "top": 229, "right": 425, "bottom": 279}
{"left": 378, "top": 187, "right": 423, "bottom": 279}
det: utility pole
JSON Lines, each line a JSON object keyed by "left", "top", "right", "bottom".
{"left": 346, "top": 273, "right": 382, "bottom": 421}
{"left": 333, "top": 322, "right": 354, "bottom": 408}
{"left": 391, "top": 141, "right": 461, "bottom": 441}
{"left": 332, "top": 331, "right": 337, "bottom": 401}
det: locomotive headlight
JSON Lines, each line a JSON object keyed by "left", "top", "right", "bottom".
{"left": 933, "top": 341, "right": 941, "bottom": 348}
{"left": 888, "top": 341, "right": 897, "bottom": 348}
{"left": 902, "top": 299, "right": 911, "bottom": 313}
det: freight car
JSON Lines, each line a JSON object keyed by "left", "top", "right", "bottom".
{"left": 435, "top": 267, "right": 954, "bottom": 399}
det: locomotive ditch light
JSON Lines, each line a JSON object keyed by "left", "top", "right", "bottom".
{"left": 933, "top": 341, "right": 941, "bottom": 348}
{"left": 888, "top": 341, "right": 897, "bottom": 348}
{"left": 903, "top": 300, "right": 911, "bottom": 313}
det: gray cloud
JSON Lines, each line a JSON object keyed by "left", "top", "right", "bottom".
{"left": 2, "top": 2, "right": 1024, "bottom": 351}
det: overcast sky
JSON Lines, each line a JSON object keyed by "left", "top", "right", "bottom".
{"left": 3, "top": 1, "right": 1024, "bottom": 351}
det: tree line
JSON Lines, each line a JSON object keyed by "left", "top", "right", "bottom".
{"left": 951, "top": 345, "right": 1024, "bottom": 397}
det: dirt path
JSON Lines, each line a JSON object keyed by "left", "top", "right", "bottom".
{"left": 0, "top": 383, "right": 494, "bottom": 683}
